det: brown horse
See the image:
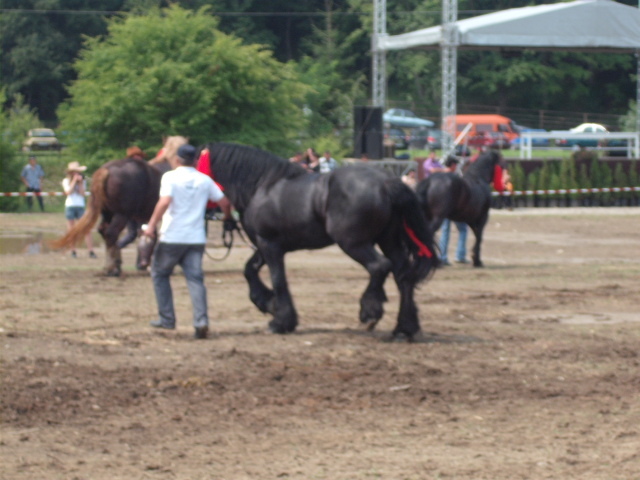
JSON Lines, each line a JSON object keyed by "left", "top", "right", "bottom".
{"left": 52, "top": 136, "right": 188, "bottom": 276}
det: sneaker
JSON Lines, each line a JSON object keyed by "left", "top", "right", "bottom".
{"left": 455, "top": 258, "right": 470, "bottom": 264}
{"left": 150, "top": 319, "right": 175, "bottom": 330}
{"left": 89, "top": 251, "right": 97, "bottom": 259}
{"left": 194, "top": 326, "right": 208, "bottom": 339}
{"left": 71, "top": 251, "right": 77, "bottom": 258}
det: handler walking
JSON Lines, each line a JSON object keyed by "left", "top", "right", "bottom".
{"left": 143, "top": 144, "right": 231, "bottom": 339}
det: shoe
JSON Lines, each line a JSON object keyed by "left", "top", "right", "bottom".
{"left": 89, "top": 251, "right": 97, "bottom": 259}
{"left": 455, "top": 258, "right": 470, "bottom": 264}
{"left": 71, "top": 251, "right": 77, "bottom": 258}
{"left": 438, "top": 259, "right": 451, "bottom": 268}
{"left": 150, "top": 319, "right": 175, "bottom": 330}
{"left": 194, "top": 326, "right": 208, "bottom": 339}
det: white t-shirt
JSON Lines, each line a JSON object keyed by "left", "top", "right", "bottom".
{"left": 62, "top": 177, "right": 86, "bottom": 207}
{"left": 158, "top": 166, "right": 225, "bottom": 244}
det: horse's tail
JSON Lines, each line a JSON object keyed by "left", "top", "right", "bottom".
{"left": 389, "top": 180, "right": 440, "bottom": 282}
{"left": 51, "top": 168, "right": 109, "bottom": 250}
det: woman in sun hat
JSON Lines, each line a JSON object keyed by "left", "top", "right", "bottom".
{"left": 61, "top": 161, "right": 97, "bottom": 258}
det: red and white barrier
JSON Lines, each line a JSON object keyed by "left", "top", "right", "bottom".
{"left": 2, "top": 187, "right": 640, "bottom": 198}
{"left": 492, "top": 186, "right": 640, "bottom": 197}
{"left": 0, "top": 192, "right": 90, "bottom": 197}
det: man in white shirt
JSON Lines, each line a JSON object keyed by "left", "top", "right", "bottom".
{"left": 319, "top": 151, "right": 338, "bottom": 173}
{"left": 144, "top": 144, "right": 231, "bottom": 339}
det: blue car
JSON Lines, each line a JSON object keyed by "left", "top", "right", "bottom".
{"left": 383, "top": 108, "right": 435, "bottom": 128}
{"left": 511, "top": 127, "right": 549, "bottom": 148}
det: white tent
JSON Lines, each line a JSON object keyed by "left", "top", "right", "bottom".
{"left": 378, "top": 0, "right": 640, "bottom": 53}
{"left": 373, "top": 0, "right": 640, "bottom": 154}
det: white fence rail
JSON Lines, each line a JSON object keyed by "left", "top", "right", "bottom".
{"left": 519, "top": 131, "right": 640, "bottom": 159}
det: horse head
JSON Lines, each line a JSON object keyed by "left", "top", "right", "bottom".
{"left": 148, "top": 135, "right": 189, "bottom": 170}
{"left": 464, "top": 149, "right": 502, "bottom": 184}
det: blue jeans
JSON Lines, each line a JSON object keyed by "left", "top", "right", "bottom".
{"left": 439, "top": 219, "right": 467, "bottom": 262}
{"left": 151, "top": 243, "right": 208, "bottom": 328}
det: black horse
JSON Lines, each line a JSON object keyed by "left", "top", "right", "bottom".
{"left": 202, "top": 142, "right": 438, "bottom": 339}
{"left": 415, "top": 150, "right": 502, "bottom": 267}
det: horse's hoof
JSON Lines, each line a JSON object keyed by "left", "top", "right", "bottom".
{"left": 389, "top": 330, "right": 418, "bottom": 343}
{"left": 360, "top": 318, "right": 380, "bottom": 332}
{"left": 473, "top": 262, "right": 483, "bottom": 268}
{"left": 268, "top": 320, "right": 295, "bottom": 334}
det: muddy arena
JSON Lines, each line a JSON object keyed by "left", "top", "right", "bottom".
{"left": 1, "top": 208, "right": 639, "bottom": 479}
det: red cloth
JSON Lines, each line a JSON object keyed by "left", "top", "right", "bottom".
{"left": 493, "top": 164, "right": 504, "bottom": 192}
{"left": 196, "top": 149, "right": 223, "bottom": 209}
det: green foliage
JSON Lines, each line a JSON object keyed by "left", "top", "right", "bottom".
{"left": 0, "top": 91, "right": 22, "bottom": 211}
{"left": 509, "top": 162, "right": 526, "bottom": 191}
{"left": 0, "top": 89, "right": 48, "bottom": 211}
{"left": 58, "top": 6, "right": 309, "bottom": 165}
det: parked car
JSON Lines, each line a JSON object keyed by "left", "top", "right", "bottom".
{"left": 408, "top": 128, "right": 430, "bottom": 149}
{"left": 467, "top": 131, "right": 510, "bottom": 149}
{"left": 410, "top": 128, "right": 459, "bottom": 151}
{"left": 23, "top": 128, "right": 62, "bottom": 151}
{"left": 511, "top": 126, "right": 550, "bottom": 148}
{"left": 383, "top": 108, "right": 434, "bottom": 128}
{"left": 384, "top": 127, "right": 409, "bottom": 150}
{"left": 556, "top": 123, "right": 608, "bottom": 148}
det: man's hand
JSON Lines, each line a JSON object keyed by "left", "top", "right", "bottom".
{"left": 142, "top": 224, "right": 156, "bottom": 238}
{"left": 223, "top": 218, "right": 238, "bottom": 233}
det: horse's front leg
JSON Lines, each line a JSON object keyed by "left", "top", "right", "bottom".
{"left": 340, "top": 243, "right": 391, "bottom": 331}
{"left": 243, "top": 249, "right": 275, "bottom": 315}
{"left": 255, "top": 240, "right": 297, "bottom": 334}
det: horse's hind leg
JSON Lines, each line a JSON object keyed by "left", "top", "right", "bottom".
{"left": 340, "top": 244, "right": 391, "bottom": 330}
{"left": 99, "top": 213, "right": 128, "bottom": 276}
{"left": 243, "top": 249, "right": 276, "bottom": 315}
{"left": 379, "top": 241, "right": 421, "bottom": 340}
{"left": 470, "top": 219, "right": 487, "bottom": 267}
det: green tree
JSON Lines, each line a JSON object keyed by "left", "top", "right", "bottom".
{"left": 0, "top": 90, "right": 24, "bottom": 211}
{"left": 0, "top": 0, "right": 122, "bottom": 123}
{"left": 57, "top": 6, "right": 309, "bottom": 165}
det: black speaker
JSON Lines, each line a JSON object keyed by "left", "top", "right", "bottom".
{"left": 353, "top": 106, "right": 383, "bottom": 158}
{"left": 365, "top": 131, "right": 383, "bottom": 160}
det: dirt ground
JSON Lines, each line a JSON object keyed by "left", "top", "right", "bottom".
{"left": 1, "top": 208, "right": 639, "bottom": 480}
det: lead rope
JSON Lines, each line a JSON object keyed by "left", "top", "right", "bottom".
{"left": 204, "top": 216, "right": 252, "bottom": 261}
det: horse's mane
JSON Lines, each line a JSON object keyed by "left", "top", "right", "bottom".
{"left": 464, "top": 150, "right": 500, "bottom": 183}
{"left": 205, "top": 142, "right": 308, "bottom": 210}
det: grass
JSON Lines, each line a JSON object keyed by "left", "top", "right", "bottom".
{"left": 396, "top": 147, "right": 576, "bottom": 160}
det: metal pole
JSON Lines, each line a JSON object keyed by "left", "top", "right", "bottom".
{"left": 372, "top": 0, "right": 387, "bottom": 108}
{"left": 441, "top": 0, "right": 458, "bottom": 156}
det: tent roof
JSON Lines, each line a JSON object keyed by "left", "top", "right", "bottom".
{"left": 378, "top": 0, "right": 640, "bottom": 53}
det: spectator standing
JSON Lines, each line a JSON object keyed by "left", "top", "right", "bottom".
{"left": 62, "top": 162, "right": 97, "bottom": 258}
{"left": 438, "top": 156, "right": 468, "bottom": 266}
{"left": 415, "top": 149, "right": 446, "bottom": 181}
{"left": 21, "top": 155, "right": 45, "bottom": 211}
{"left": 401, "top": 169, "right": 417, "bottom": 189}
{"left": 319, "top": 151, "right": 338, "bottom": 173}
{"left": 306, "top": 147, "right": 320, "bottom": 172}
{"left": 143, "top": 144, "right": 232, "bottom": 339}
{"left": 289, "top": 151, "right": 304, "bottom": 164}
